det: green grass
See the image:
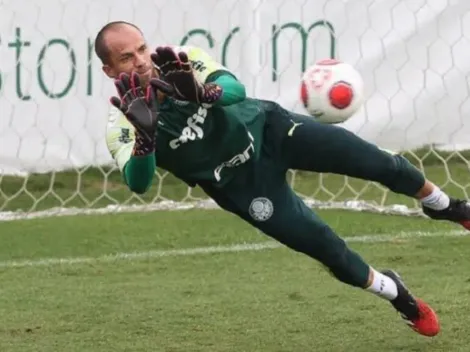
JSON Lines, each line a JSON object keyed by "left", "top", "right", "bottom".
{"left": 0, "top": 209, "right": 469, "bottom": 351}
{"left": 1, "top": 146, "right": 470, "bottom": 212}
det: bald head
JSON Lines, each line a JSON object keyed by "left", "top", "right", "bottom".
{"left": 94, "top": 21, "right": 143, "bottom": 65}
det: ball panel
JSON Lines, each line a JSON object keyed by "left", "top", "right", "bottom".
{"left": 328, "top": 82, "right": 353, "bottom": 110}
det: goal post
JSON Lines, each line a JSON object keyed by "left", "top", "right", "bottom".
{"left": 1, "top": 0, "right": 469, "bottom": 219}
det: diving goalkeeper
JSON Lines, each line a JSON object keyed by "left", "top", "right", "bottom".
{"left": 95, "top": 21, "right": 470, "bottom": 337}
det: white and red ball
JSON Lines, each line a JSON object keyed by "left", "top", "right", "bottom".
{"left": 300, "top": 59, "right": 364, "bottom": 124}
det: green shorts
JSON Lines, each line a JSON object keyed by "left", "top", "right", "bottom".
{"left": 199, "top": 101, "right": 425, "bottom": 264}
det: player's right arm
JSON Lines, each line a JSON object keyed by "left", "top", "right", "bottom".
{"left": 106, "top": 107, "right": 156, "bottom": 194}
{"left": 107, "top": 72, "right": 159, "bottom": 194}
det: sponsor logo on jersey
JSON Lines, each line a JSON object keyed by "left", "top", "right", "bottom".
{"left": 170, "top": 98, "right": 190, "bottom": 106}
{"left": 169, "top": 107, "right": 208, "bottom": 149}
{"left": 213, "top": 132, "right": 255, "bottom": 182}
{"left": 191, "top": 60, "right": 207, "bottom": 72}
{"left": 118, "top": 128, "right": 132, "bottom": 143}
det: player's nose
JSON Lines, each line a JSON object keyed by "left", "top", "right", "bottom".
{"left": 134, "top": 53, "right": 147, "bottom": 68}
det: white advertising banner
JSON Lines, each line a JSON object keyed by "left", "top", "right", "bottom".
{"left": 1, "top": 0, "right": 469, "bottom": 174}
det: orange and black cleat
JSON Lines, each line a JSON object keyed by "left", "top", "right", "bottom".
{"left": 382, "top": 270, "right": 440, "bottom": 337}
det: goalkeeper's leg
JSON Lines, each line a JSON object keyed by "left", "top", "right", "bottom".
{"left": 273, "top": 107, "right": 470, "bottom": 230}
{"left": 201, "top": 180, "right": 440, "bottom": 337}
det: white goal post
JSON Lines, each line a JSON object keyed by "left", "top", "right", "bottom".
{"left": 1, "top": 0, "right": 470, "bottom": 220}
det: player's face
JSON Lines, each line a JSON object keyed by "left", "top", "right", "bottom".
{"left": 102, "top": 26, "right": 155, "bottom": 87}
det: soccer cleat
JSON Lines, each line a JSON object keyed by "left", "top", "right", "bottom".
{"left": 382, "top": 270, "right": 440, "bottom": 337}
{"left": 422, "top": 198, "right": 470, "bottom": 230}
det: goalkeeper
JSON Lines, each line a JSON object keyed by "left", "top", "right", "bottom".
{"left": 95, "top": 21, "right": 470, "bottom": 337}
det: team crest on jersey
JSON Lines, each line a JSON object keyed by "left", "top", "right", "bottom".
{"left": 249, "top": 197, "right": 273, "bottom": 221}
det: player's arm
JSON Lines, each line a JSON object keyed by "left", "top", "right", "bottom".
{"left": 106, "top": 107, "right": 156, "bottom": 194}
{"left": 108, "top": 72, "right": 159, "bottom": 194}
{"left": 207, "top": 72, "right": 245, "bottom": 106}
{"left": 150, "top": 46, "right": 246, "bottom": 107}
{"left": 184, "top": 46, "right": 246, "bottom": 106}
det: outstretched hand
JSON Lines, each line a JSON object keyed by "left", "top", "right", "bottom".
{"left": 110, "top": 72, "right": 159, "bottom": 155}
{"left": 150, "top": 46, "right": 223, "bottom": 105}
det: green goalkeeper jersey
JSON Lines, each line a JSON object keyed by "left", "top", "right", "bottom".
{"left": 106, "top": 46, "right": 266, "bottom": 188}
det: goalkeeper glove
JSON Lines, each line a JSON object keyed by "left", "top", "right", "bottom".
{"left": 110, "top": 72, "right": 158, "bottom": 156}
{"left": 150, "top": 46, "right": 223, "bottom": 105}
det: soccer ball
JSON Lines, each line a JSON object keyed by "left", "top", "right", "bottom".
{"left": 300, "top": 59, "right": 364, "bottom": 124}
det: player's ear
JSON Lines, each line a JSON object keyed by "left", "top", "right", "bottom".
{"left": 102, "top": 64, "right": 116, "bottom": 79}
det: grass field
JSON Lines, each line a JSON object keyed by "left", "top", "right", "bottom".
{"left": 1, "top": 147, "right": 470, "bottom": 351}
{"left": 1, "top": 209, "right": 470, "bottom": 352}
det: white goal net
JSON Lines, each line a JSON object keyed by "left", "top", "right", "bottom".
{"left": 1, "top": 0, "right": 470, "bottom": 220}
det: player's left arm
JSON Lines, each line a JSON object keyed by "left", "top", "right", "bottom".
{"left": 182, "top": 46, "right": 246, "bottom": 106}
{"left": 207, "top": 72, "right": 246, "bottom": 106}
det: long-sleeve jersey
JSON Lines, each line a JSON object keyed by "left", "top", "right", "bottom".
{"left": 106, "top": 46, "right": 267, "bottom": 193}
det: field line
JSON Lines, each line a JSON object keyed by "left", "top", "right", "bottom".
{"left": 0, "top": 230, "right": 467, "bottom": 269}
